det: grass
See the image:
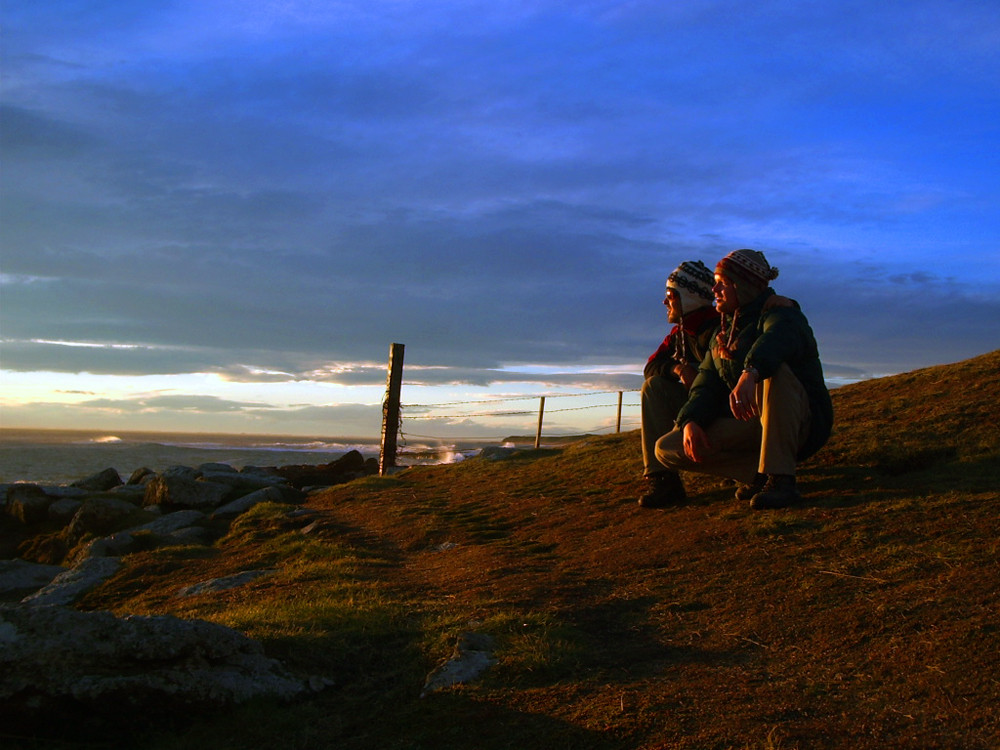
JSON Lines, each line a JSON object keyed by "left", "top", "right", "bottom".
{"left": 8, "top": 350, "right": 1000, "bottom": 749}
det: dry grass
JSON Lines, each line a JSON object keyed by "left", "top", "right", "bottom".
{"left": 20, "top": 350, "right": 1000, "bottom": 749}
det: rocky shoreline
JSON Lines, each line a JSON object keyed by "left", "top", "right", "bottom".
{"left": 0, "top": 451, "right": 378, "bottom": 736}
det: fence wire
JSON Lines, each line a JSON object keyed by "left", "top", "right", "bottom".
{"left": 402, "top": 390, "right": 640, "bottom": 418}
{"left": 393, "top": 389, "right": 642, "bottom": 445}
{"left": 405, "top": 388, "right": 638, "bottom": 409}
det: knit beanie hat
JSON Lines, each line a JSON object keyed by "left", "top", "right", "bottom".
{"left": 716, "top": 249, "right": 779, "bottom": 306}
{"left": 666, "top": 260, "right": 714, "bottom": 315}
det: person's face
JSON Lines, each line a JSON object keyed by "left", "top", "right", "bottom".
{"left": 712, "top": 273, "right": 739, "bottom": 314}
{"left": 665, "top": 287, "right": 682, "bottom": 323}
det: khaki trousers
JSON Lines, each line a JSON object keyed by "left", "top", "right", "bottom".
{"left": 640, "top": 375, "right": 688, "bottom": 476}
{"left": 654, "top": 363, "right": 812, "bottom": 484}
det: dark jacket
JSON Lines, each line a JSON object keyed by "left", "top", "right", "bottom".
{"left": 676, "top": 289, "right": 834, "bottom": 461}
{"left": 644, "top": 306, "right": 719, "bottom": 380}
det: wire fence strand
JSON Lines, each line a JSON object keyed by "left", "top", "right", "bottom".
{"left": 404, "top": 388, "right": 639, "bottom": 409}
{"left": 400, "top": 397, "right": 641, "bottom": 420}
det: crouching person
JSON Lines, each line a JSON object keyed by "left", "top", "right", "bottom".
{"left": 639, "top": 260, "right": 718, "bottom": 508}
{"left": 654, "top": 249, "right": 833, "bottom": 510}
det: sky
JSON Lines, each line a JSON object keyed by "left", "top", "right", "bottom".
{"left": 2, "top": 0, "right": 998, "bottom": 441}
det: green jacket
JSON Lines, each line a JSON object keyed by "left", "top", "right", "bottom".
{"left": 676, "top": 289, "right": 834, "bottom": 461}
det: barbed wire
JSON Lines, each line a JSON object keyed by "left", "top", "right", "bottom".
{"left": 396, "top": 418, "right": 642, "bottom": 450}
{"left": 401, "top": 400, "right": 641, "bottom": 420}
{"left": 403, "top": 388, "right": 639, "bottom": 409}
{"left": 390, "top": 388, "right": 642, "bottom": 461}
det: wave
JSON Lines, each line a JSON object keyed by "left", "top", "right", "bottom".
{"left": 152, "top": 438, "right": 381, "bottom": 455}
{"left": 0, "top": 429, "right": 505, "bottom": 484}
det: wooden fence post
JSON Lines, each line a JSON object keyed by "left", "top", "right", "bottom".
{"left": 533, "top": 396, "right": 546, "bottom": 449}
{"left": 616, "top": 391, "right": 623, "bottom": 433}
{"left": 379, "top": 342, "right": 405, "bottom": 475}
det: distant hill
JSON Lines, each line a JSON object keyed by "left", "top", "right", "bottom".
{"left": 59, "top": 350, "right": 1000, "bottom": 749}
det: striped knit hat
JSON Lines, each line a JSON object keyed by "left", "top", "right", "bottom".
{"left": 716, "top": 249, "right": 779, "bottom": 303}
{"left": 666, "top": 260, "right": 714, "bottom": 315}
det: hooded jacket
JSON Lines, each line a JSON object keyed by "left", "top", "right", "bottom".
{"left": 676, "top": 289, "right": 834, "bottom": 461}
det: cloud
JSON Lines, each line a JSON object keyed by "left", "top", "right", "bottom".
{"left": 1, "top": 0, "right": 997, "bottom": 437}
{"left": 77, "top": 393, "right": 265, "bottom": 413}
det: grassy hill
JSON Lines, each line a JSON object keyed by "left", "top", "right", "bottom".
{"left": 41, "top": 351, "right": 1000, "bottom": 749}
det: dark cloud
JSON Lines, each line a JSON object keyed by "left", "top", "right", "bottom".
{"left": 0, "top": 104, "right": 97, "bottom": 156}
{"left": 1, "top": 0, "right": 998, "bottom": 431}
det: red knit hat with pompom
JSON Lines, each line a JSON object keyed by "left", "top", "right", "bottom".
{"left": 716, "top": 249, "right": 779, "bottom": 292}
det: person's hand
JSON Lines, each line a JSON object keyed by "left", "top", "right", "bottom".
{"left": 673, "top": 363, "right": 698, "bottom": 388}
{"left": 729, "top": 371, "right": 758, "bottom": 421}
{"left": 683, "top": 422, "right": 711, "bottom": 462}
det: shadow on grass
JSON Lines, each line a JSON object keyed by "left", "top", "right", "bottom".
{"left": 801, "top": 447, "right": 1000, "bottom": 510}
{"left": 560, "top": 597, "right": 758, "bottom": 682}
{"left": 798, "top": 466, "right": 915, "bottom": 510}
{"left": 275, "top": 689, "right": 631, "bottom": 750}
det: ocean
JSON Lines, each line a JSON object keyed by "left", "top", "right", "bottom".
{"left": 0, "top": 428, "right": 488, "bottom": 486}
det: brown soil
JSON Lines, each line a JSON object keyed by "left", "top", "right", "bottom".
{"left": 71, "top": 350, "right": 1000, "bottom": 749}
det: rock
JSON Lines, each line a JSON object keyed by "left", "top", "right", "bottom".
{"left": 73, "top": 532, "right": 137, "bottom": 561}
{"left": 126, "top": 466, "right": 156, "bottom": 485}
{"left": 0, "top": 560, "right": 66, "bottom": 599}
{"left": 36, "top": 485, "right": 88, "bottom": 499}
{"left": 198, "top": 462, "right": 238, "bottom": 473}
{"left": 74, "top": 509, "right": 213, "bottom": 560}
{"left": 66, "top": 496, "right": 149, "bottom": 542}
{"left": 143, "top": 474, "right": 232, "bottom": 511}
{"left": 177, "top": 569, "right": 277, "bottom": 597}
{"left": 162, "top": 465, "right": 203, "bottom": 481}
{"left": 241, "top": 465, "right": 282, "bottom": 477}
{"left": 107, "top": 484, "right": 147, "bottom": 503}
{"left": 272, "top": 449, "right": 374, "bottom": 489}
{"left": 70, "top": 467, "right": 123, "bottom": 492}
{"left": 6, "top": 484, "right": 54, "bottom": 524}
{"left": 21, "top": 556, "right": 122, "bottom": 606}
{"left": 133, "top": 509, "right": 207, "bottom": 535}
{"left": 479, "top": 447, "right": 519, "bottom": 461}
{"left": 211, "top": 486, "right": 292, "bottom": 520}
{"left": 200, "top": 469, "right": 291, "bottom": 493}
{"left": 162, "top": 526, "right": 213, "bottom": 547}
{"left": 47, "top": 497, "right": 83, "bottom": 525}
{"left": 421, "top": 632, "right": 497, "bottom": 697}
{"left": 0, "top": 604, "right": 326, "bottom": 735}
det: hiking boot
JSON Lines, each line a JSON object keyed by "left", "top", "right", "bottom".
{"left": 735, "top": 473, "right": 767, "bottom": 502}
{"left": 749, "top": 474, "right": 802, "bottom": 510}
{"left": 638, "top": 472, "right": 687, "bottom": 509}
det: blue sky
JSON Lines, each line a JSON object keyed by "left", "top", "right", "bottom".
{"left": 2, "top": 0, "right": 998, "bottom": 439}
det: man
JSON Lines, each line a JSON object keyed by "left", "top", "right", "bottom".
{"left": 653, "top": 249, "right": 833, "bottom": 510}
{"left": 638, "top": 260, "right": 717, "bottom": 508}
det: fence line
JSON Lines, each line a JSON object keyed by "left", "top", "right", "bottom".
{"left": 378, "top": 343, "right": 644, "bottom": 468}
{"left": 404, "top": 388, "right": 638, "bottom": 409}
{"left": 400, "top": 398, "right": 640, "bottom": 420}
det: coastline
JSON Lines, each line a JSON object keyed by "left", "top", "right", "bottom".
{"left": 0, "top": 427, "right": 479, "bottom": 486}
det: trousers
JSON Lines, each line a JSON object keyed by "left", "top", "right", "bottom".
{"left": 640, "top": 375, "right": 687, "bottom": 476}
{"left": 654, "top": 363, "right": 812, "bottom": 483}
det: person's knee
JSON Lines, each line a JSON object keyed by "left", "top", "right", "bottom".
{"left": 763, "top": 363, "right": 807, "bottom": 401}
{"left": 655, "top": 428, "right": 685, "bottom": 467}
{"left": 760, "top": 364, "right": 810, "bottom": 422}
{"left": 641, "top": 374, "right": 666, "bottom": 398}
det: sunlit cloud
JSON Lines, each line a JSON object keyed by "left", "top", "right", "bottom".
{"left": 1, "top": 0, "right": 997, "bottom": 436}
